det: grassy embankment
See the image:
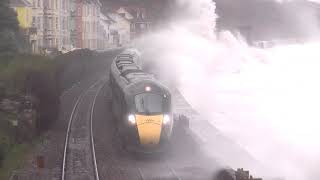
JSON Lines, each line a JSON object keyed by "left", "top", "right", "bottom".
{"left": 0, "top": 55, "right": 58, "bottom": 179}
{"left": 0, "top": 49, "right": 107, "bottom": 179}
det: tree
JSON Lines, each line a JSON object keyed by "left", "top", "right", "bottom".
{"left": 0, "top": 0, "right": 22, "bottom": 57}
{"left": 0, "top": 0, "right": 19, "bottom": 32}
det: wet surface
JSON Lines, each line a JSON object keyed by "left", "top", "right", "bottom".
{"left": 11, "top": 50, "right": 258, "bottom": 180}
{"left": 93, "top": 76, "right": 223, "bottom": 180}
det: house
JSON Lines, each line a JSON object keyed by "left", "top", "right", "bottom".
{"left": 107, "top": 12, "right": 131, "bottom": 47}
{"left": 10, "top": 0, "right": 131, "bottom": 53}
{"left": 10, "top": 0, "right": 32, "bottom": 29}
{"left": 82, "top": 0, "right": 102, "bottom": 50}
{"left": 116, "top": 6, "right": 151, "bottom": 39}
{"left": 27, "top": 0, "right": 72, "bottom": 54}
{"left": 98, "top": 12, "right": 114, "bottom": 50}
{"left": 10, "top": 0, "right": 40, "bottom": 53}
{"left": 29, "top": 0, "right": 44, "bottom": 54}
{"left": 70, "top": 0, "right": 102, "bottom": 50}
{"left": 60, "top": 0, "right": 71, "bottom": 51}
{"left": 42, "top": 0, "right": 62, "bottom": 51}
{"left": 103, "top": 5, "right": 151, "bottom": 47}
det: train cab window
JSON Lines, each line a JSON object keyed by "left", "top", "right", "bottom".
{"left": 117, "top": 55, "right": 133, "bottom": 59}
{"left": 135, "top": 93, "right": 168, "bottom": 114}
{"left": 116, "top": 61, "right": 133, "bottom": 66}
{"left": 116, "top": 58, "right": 133, "bottom": 63}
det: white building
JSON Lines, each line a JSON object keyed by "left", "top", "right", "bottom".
{"left": 59, "top": 0, "right": 71, "bottom": 51}
{"left": 70, "top": 0, "right": 102, "bottom": 50}
{"left": 107, "top": 12, "right": 131, "bottom": 47}
{"left": 43, "top": 0, "right": 61, "bottom": 50}
{"left": 30, "top": 0, "right": 44, "bottom": 53}
{"left": 82, "top": 0, "right": 101, "bottom": 50}
{"left": 98, "top": 12, "right": 113, "bottom": 50}
{"left": 103, "top": 5, "right": 150, "bottom": 47}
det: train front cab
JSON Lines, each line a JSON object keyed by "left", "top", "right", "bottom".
{"left": 115, "top": 82, "right": 173, "bottom": 153}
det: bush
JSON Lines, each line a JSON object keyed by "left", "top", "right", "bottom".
{"left": 1, "top": 55, "right": 60, "bottom": 133}
{"left": 0, "top": 0, "right": 30, "bottom": 56}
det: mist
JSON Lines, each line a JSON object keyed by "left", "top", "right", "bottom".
{"left": 134, "top": 0, "right": 320, "bottom": 180}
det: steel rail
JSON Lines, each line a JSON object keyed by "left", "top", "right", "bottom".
{"left": 90, "top": 82, "right": 105, "bottom": 180}
{"left": 61, "top": 79, "right": 102, "bottom": 180}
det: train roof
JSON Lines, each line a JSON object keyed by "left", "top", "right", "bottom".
{"left": 113, "top": 50, "right": 156, "bottom": 83}
{"left": 111, "top": 49, "right": 170, "bottom": 94}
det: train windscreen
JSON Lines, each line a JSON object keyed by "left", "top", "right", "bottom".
{"left": 135, "top": 93, "right": 168, "bottom": 114}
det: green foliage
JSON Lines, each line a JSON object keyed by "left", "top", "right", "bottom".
{"left": 0, "top": 55, "right": 59, "bottom": 133}
{"left": 0, "top": 142, "right": 31, "bottom": 180}
{"left": 0, "top": 0, "right": 28, "bottom": 56}
{"left": 1, "top": 55, "right": 56, "bottom": 94}
{"left": 0, "top": 1, "right": 19, "bottom": 32}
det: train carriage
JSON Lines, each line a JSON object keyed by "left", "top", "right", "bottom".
{"left": 109, "top": 49, "right": 173, "bottom": 153}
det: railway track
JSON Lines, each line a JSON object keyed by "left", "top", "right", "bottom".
{"left": 61, "top": 78, "right": 105, "bottom": 180}
{"left": 137, "top": 162, "right": 181, "bottom": 180}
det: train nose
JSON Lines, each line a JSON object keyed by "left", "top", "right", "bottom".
{"left": 135, "top": 114, "right": 163, "bottom": 147}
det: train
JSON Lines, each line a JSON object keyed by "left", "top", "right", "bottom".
{"left": 109, "top": 49, "right": 174, "bottom": 153}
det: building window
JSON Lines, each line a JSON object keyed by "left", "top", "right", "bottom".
{"left": 32, "top": 17, "right": 36, "bottom": 27}
{"left": 48, "top": 17, "right": 52, "bottom": 30}
{"left": 37, "top": 17, "right": 41, "bottom": 29}
{"left": 91, "top": 22, "right": 93, "bottom": 33}
{"left": 40, "top": 17, "right": 43, "bottom": 29}
{"left": 62, "top": 18, "right": 65, "bottom": 30}
{"left": 49, "top": 39, "right": 52, "bottom": 47}
{"left": 56, "top": 17, "right": 58, "bottom": 30}
{"left": 140, "top": 24, "right": 146, "bottom": 29}
{"left": 52, "top": 18, "right": 54, "bottom": 31}
{"left": 38, "top": 0, "right": 41, "bottom": 7}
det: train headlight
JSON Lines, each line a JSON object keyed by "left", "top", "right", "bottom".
{"left": 145, "top": 86, "right": 151, "bottom": 92}
{"left": 163, "top": 114, "right": 171, "bottom": 125}
{"left": 128, "top": 114, "right": 136, "bottom": 124}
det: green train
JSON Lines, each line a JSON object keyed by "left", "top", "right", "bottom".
{"left": 109, "top": 49, "right": 173, "bottom": 152}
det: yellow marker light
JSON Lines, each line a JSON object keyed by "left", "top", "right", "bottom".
{"left": 163, "top": 114, "right": 170, "bottom": 124}
{"left": 128, "top": 114, "right": 136, "bottom": 124}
